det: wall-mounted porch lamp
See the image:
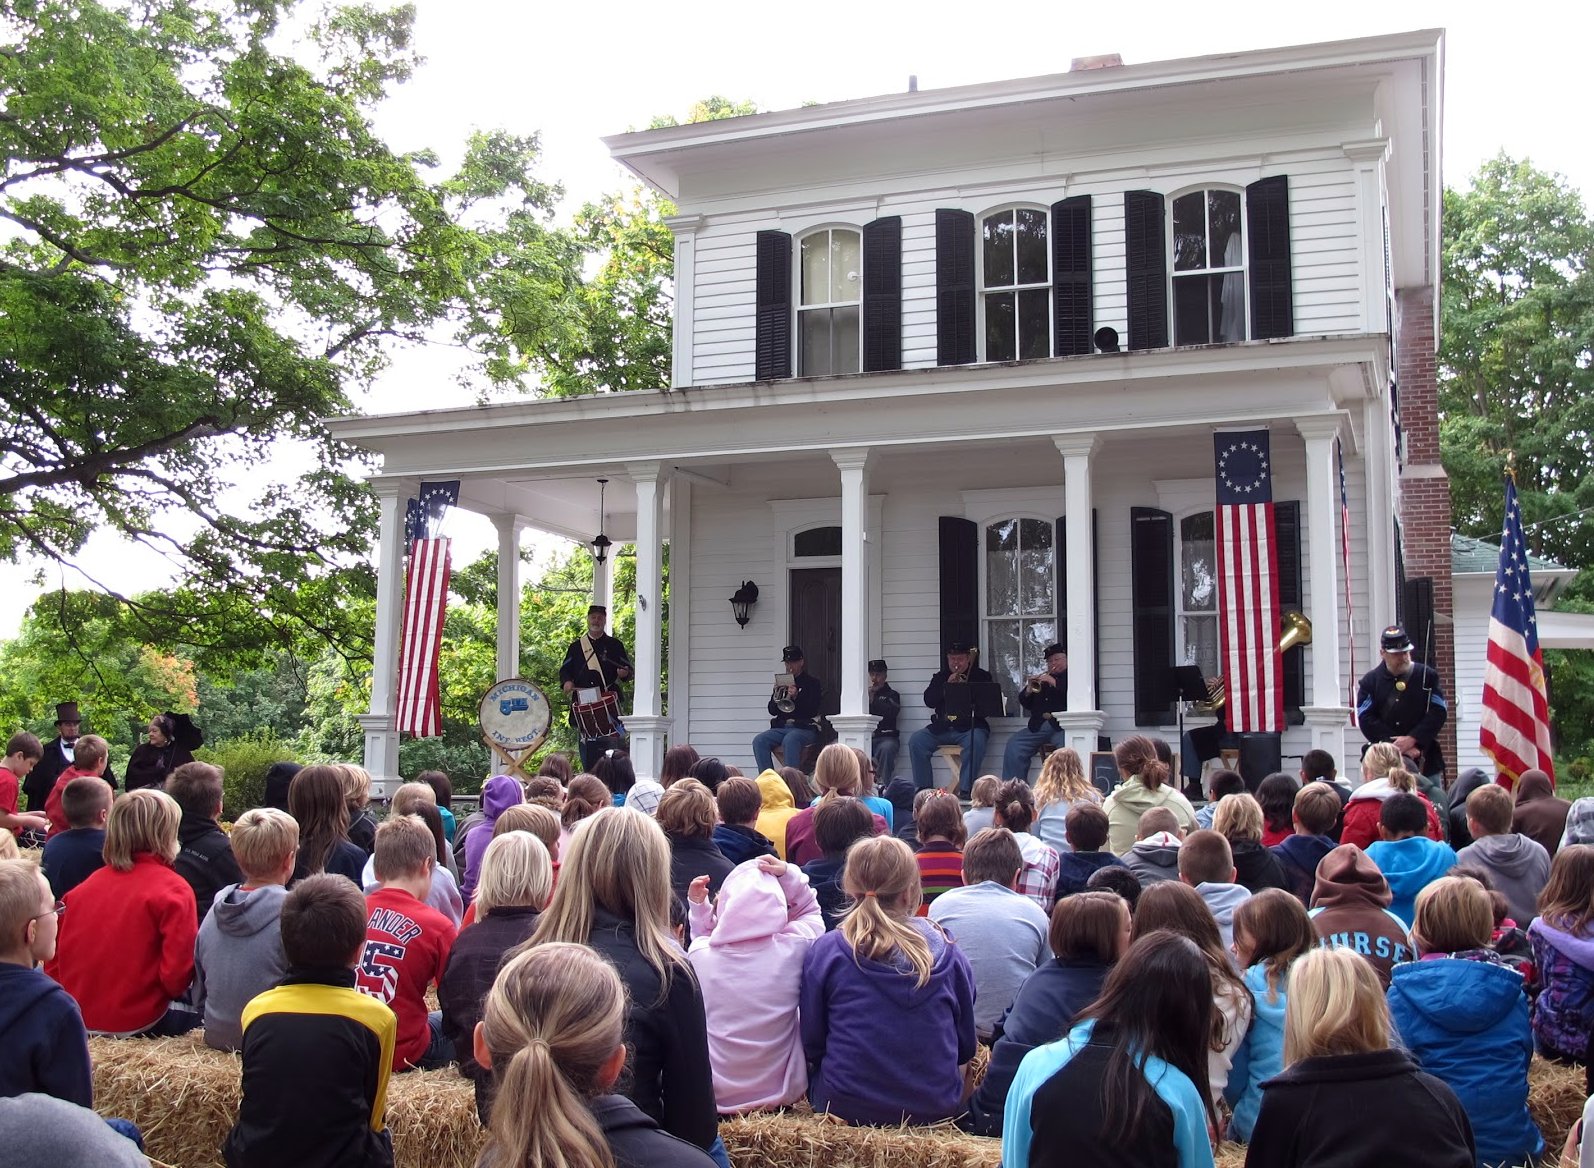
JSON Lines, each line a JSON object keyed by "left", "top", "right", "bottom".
{"left": 729, "top": 580, "right": 759, "bottom": 628}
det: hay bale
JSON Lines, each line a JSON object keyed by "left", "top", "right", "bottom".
{"left": 1529, "top": 1055, "right": 1587, "bottom": 1154}
{"left": 720, "top": 1110, "right": 1000, "bottom": 1168}
{"left": 90, "top": 1034, "right": 485, "bottom": 1168}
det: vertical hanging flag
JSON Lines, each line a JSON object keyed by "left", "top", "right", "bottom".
{"left": 395, "top": 480, "right": 459, "bottom": 739}
{"left": 1480, "top": 473, "right": 1554, "bottom": 785}
{"left": 1338, "top": 436, "right": 1357, "bottom": 724}
{"left": 1214, "top": 430, "right": 1283, "bottom": 732}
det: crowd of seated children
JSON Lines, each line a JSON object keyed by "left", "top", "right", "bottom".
{"left": 802, "top": 797, "right": 875, "bottom": 931}
{"left": 784, "top": 745, "right": 887, "bottom": 867}
{"left": 1307, "top": 842, "right": 1414, "bottom": 988}
{"left": 225, "top": 873, "right": 397, "bottom": 1168}
{"left": 1528, "top": 843, "right": 1594, "bottom": 1064}
{"left": 801, "top": 835, "right": 976, "bottom": 1127}
{"left": 1224, "top": 889, "right": 1316, "bottom": 1142}
{"left": 1390, "top": 876, "right": 1541, "bottom": 1168}
{"left": 289, "top": 765, "right": 366, "bottom": 886}
{"left": 1104, "top": 736, "right": 1198, "bottom": 855}
{"left": 1255, "top": 774, "right": 1300, "bottom": 849}
{"left": 1195, "top": 769, "right": 1245, "bottom": 831}
{"left": 1030, "top": 748, "right": 1101, "bottom": 853}
{"left": 475, "top": 942, "right": 716, "bottom": 1168}
{"left": 911, "top": 788, "right": 967, "bottom": 911}
{"left": 990, "top": 780, "right": 1059, "bottom": 910}
{"left": 1243, "top": 947, "right": 1475, "bottom": 1167}
{"left": 1448, "top": 863, "right": 1537, "bottom": 990}
{"left": 1002, "top": 930, "right": 1218, "bottom": 1168}
{"left": 1132, "top": 881, "right": 1253, "bottom": 1105}
{"left": 1053, "top": 804, "right": 1126, "bottom": 898}
{"left": 928, "top": 827, "right": 1050, "bottom": 1042}
{"left": 193, "top": 807, "right": 298, "bottom": 1051}
{"left": 1177, "top": 830, "right": 1252, "bottom": 956}
{"left": 1211, "top": 794, "right": 1287, "bottom": 894}
{"left": 658, "top": 780, "right": 734, "bottom": 905}
{"left": 362, "top": 783, "right": 462, "bottom": 914}
{"left": 1271, "top": 782, "right": 1341, "bottom": 904}
{"left": 711, "top": 777, "right": 777, "bottom": 867}
{"left": 688, "top": 853, "right": 823, "bottom": 1113}
{"left": 1366, "top": 792, "right": 1458, "bottom": 925}
{"left": 1297, "top": 748, "right": 1351, "bottom": 838}
{"left": 1340, "top": 743, "right": 1444, "bottom": 850}
{"left": 964, "top": 890, "right": 1129, "bottom": 1137}
{"left": 40, "top": 776, "right": 108, "bottom": 898}
{"left": 527, "top": 806, "right": 721, "bottom": 1160}
{"left": 1124, "top": 807, "right": 1185, "bottom": 886}
{"left": 54, "top": 787, "right": 199, "bottom": 1036}
{"left": 460, "top": 775, "right": 527, "bottom": 898}
{"left": 1456, "top": 782, "right": 1550, "bottom": 926}
{"left": 439, "top": 831, "right": 553, "bottom": 1121}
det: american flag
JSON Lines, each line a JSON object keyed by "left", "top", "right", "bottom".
{"left": 1480, "top": 474, "right": 1554, "bottom": 785}
{"left": 1338, "top": 437, "right": 1356, "bottom": 723}
{"left": 1214, "top": 430, "right": 1283, "bottom": 732}
{"left": 395, "top": 480, "right": 458, "bottom": 738}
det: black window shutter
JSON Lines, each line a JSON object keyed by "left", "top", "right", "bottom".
{"left": 862, "top": 216, "right": 903, "bottom": 372}
{"left": 1274, "top": 500, "right": 1305, "bottom": 722}
{"left": 1123, "top": 190, "right": 1168, "bottom": 351}
{"left": 938, "top": 516, "right": 979, "bottom": 652}
{"left": 935, "top": 209, "right": 977, "bottom": 366}
{"left": 1130, "top": 506, "right": 1176, "bottom": 725}
{"left": 754, "top": 230, "right": 792, "bottom": 380}
{"left": 1050, "top": 196, "right": 1093, "bottom": 357}
{"left": 1403, "top": 577, "right": 1436, "bottom": 667}
{"left": 1056, "top": 511, "right": 1103, "bottom": 697}
{"left": 1246, "top": 176, "right": 1294, "bottom": 339}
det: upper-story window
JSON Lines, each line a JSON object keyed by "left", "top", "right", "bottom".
{"left": 799, "top": 228, "right": 861, "bottom": 375}
{"left": 982, "top": 208, "right": 1050, "bottom": 362}
{"left": 1172, "top": 189, "right": 1246, "bottom": 346}
{"left": 984, "top": 516, "right": 1056, "bottom": 709}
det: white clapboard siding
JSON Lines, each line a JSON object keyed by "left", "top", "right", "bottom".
{"left": 1092, "top": 191, "right": 1128, "bottom": 343}
{"left": 691, "top": 226, "right": 757, "bottom": 384}
{"left": 900, "top": 209, "right": 939, "bottom": 369}
{"left": 1452, "top": 576, "right": 1494, "bottom": 776}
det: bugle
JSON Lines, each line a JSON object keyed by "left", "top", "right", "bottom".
{"left": 772, "top": 671, "right": 797, "bottom": 714}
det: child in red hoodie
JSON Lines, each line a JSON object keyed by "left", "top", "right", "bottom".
{"left": 357, "top": 815, "right": 457, "bottom": 1070}
{"left": 43, "top": 736, "right": 111, "bottom": 837}
{"left": 53, "top": 787, "right": 199, "bottom": 1035}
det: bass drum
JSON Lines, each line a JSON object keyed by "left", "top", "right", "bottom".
{"left": 479, "top": 678, "right": 553, "bottom": 755}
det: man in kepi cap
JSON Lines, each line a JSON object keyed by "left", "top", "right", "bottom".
{"left": 1001, "top": 642, "right": 1070, "bottom": 782}
{"left": 908, "top": 640, "right": 996, "bottom": 797}
{"left": 23, "top": 702, "right": 116, "bottom": 813}
{"left": 752, "top": 646, "right": 823, "bottom": 774}
{"left": 868, "top": 660, "right": 902, "bottom": 784}
{"left": 1356, "top": 625, "right": 1448, "bottom": 781}
{"left": 559, "top": 604, "right": 633, "bottom": 771}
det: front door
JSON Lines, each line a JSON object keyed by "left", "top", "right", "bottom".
{"left": 789, "top": 567, "right": 842, "bottom": 717}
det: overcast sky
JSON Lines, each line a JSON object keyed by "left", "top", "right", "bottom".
{"left": 4, "top": 0, "right": 1589, "bottom": 637}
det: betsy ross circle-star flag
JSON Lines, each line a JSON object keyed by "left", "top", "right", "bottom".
{"left": 1214, "top": 430, "right": 1283, "bottom": 733}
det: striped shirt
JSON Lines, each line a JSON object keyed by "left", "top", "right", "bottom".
{"left": 916, "top": 841, "right": 965, "bottom": 916}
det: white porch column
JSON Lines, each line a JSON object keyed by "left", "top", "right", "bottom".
{"left": 358, "top": 476, "right": 417, "bottom": 798}
{"left": 829, "top": 448, "right": 879, "bottom": 753}
{"left": 491, "top": 514, "right": 524, "bottom": 682}
{"left": 626, "top": 462, "right": 670, "bottom": 779}
{"left": 1296, "top": 416, "right": 1352, "bottom": 768}
{"left": 1053, "top": 436, "right": 1105, "bottom": 756}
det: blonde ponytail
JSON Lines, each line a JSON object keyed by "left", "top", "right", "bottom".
{"left": 477, "top": 943, "right": 626, "bottom": 1168}
{"left": 839, "top": 836, "right": 934, "bottom": 988}
{"left": 1362, "top": 742, "right": 1414, "bottom": 791}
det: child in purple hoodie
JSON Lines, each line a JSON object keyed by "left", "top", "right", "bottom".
{"left": 460, "top": 775, "right": 524, "bottom": 900}
{"left": 799, "top": 836, "right": 975, "bottom": 1126}
{"left": 1528, "top": 844, "right": 1594, "bottom": 1061}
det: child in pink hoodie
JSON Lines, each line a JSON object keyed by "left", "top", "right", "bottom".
{"left": 686, "top": 855, "right": 824, "bottom": 1113}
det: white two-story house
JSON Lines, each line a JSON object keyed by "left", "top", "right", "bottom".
{"left": 332, "top": 29, "right": 1451, "bottom": 790}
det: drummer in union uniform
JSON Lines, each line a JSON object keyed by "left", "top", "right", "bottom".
{"left": 559, "top": 604, "right": 633, "bottom": 770}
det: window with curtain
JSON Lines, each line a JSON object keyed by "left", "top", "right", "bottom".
{"left": 982, "top": 208, "right": 1050, "bottom": 362}
{"left": 1178, "top": 511, "right": 1219, "bottom": 678}
{"left": 1171, "top": 189, "right": 1246, "bottom": 346}
{"left": 984, "top": 517, "right": 1056, "bottom": 710}
{"left": 799, "top": 228, "right": 862, "bottom": 375}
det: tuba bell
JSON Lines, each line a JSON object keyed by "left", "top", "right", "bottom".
{"left": 1205, "top": 612, "right": 1312, "bottom": 711}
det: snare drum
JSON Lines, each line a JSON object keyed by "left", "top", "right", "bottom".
{"left": 573, "top": 691, "right": 622, "bottom": 741}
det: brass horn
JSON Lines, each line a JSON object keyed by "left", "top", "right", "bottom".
{"left": 1205, "top": 612, "right": 1312, "bottom": 712}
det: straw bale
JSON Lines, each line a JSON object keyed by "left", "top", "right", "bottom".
{"left": 720, "top": 1110, "right": 1000, "bottom": 1168}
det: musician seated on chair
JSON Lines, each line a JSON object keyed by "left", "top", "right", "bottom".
{"left": 1001, "top": 643, "right": 1069, "bottom": 782}
{"left": 868, "top": 659, "right": 902, "bottom": 785}
{"left": 559, "top": 604, "right": 633, "bottom": 771}
{"left": 1180, "top": 678, "right": 1235, "bottom": 793}
{"left": 908, "top": 640, "right": 994, "bottom": 799}
{"left": 752, "top": 646, "right": 824, "bottom": 774}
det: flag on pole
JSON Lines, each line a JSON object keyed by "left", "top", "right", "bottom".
{"left": 1214, "top": 430, "right": 1283, "bottom": 732}
{"left": 1480, "top": 473, "right": 1554, "bottom": 785}
{"left": 395, "top": 480, "right": 459, "bottom": 739}
{"left": 1338, "top": 436, "right": 1357, "bottom": 724}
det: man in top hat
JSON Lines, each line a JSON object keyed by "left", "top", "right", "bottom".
{"left": 908, "top": 641, "right": 996, "bottom": 797}
{"left": 23, "top": 702, "right": 116, "bottom": 812}
{"left": 1357, "top": 625, "right": 1448, "bottom": 780}
{"left": 559, "top": 605, "right": 633, "bottom": 771}
{"left": 1001, "top": 643, "right": 1070, "bottom": 782}
{"left": 752, "top": 646, "right": 823, "bottom": 774}
{"left": 868, "top": 660, "right": 902, "bottom": 784}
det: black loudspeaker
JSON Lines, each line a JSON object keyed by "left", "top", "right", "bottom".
{"left": 1238, "top": 733, "right": 1282, "bottom": 792}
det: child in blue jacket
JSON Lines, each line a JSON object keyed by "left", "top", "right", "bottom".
{"left": 1224, "top": 889, "right": 1316, "bottom": 1142}
{"left": 1365, "top": 793, "right": 1456, "bottom": 925}
{"left": 1389, "top": 876, "right": 1541, "bottom": 1168}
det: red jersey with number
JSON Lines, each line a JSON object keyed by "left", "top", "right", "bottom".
{"left": 356, "top": 886, "right": 456, "bottom": 1070}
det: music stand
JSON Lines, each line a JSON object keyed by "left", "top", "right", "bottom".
{"left": 1171, "top": 666, "right": 1212, "bottom": 798}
